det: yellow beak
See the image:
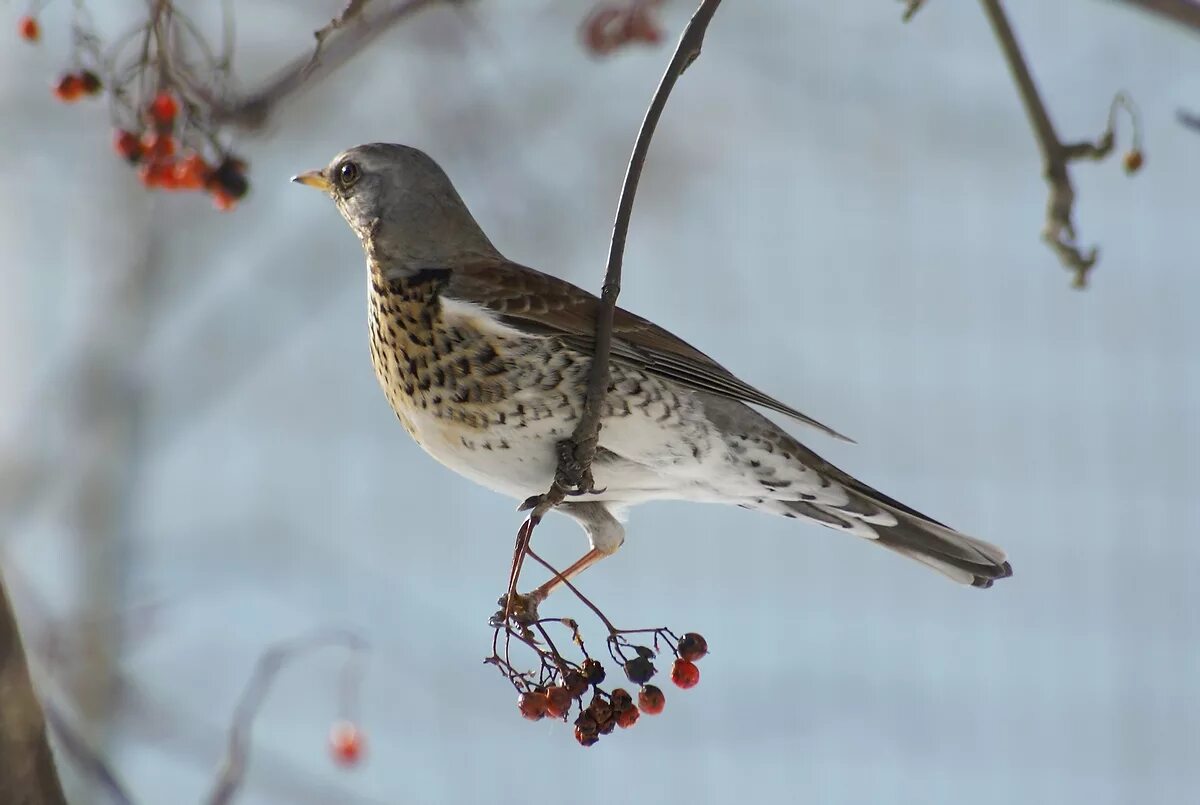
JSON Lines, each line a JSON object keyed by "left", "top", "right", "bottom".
{"left": 291, "top": 170, "right": 331, "bottom": 191}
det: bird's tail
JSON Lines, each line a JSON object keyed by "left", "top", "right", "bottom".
{"left": 770, "top": 483, "right": 1013, "bottom": 588}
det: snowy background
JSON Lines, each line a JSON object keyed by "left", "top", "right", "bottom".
{"left": 2, "top": 1, "right": 1199, "bottom": 803}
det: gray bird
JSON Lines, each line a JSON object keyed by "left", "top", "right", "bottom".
{"left": 293, "top": 143, "right": 1012, "bottom": 602}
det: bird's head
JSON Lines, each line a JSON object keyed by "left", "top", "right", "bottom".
{"left": 293, "top": 143, "right": 498, "bottom": 273}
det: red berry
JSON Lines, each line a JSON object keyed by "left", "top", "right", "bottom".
{"left": 142, "top": 132, "right": 175, "bottom": 161}
{"left": 328, "top": 721, "right": 364, "bottom": 767}
{"left": 148, "top": 91, "right": 178, "bottom": 125}
{"left": 53, "top": 74, "right": 84, "bottom": 103}
{"left": 18, "top": 15, "right": 38, "bottom": 42}
{"left": 544, "top": 686, "right": 572, "bottom": 719}
{"left": 671, "top": 658, "right": 700, "bottom": 689}
{"left": 677, "top": 632, "right": 708, "bottom": 662}
{"left": 1123, "top": 149, "right": 1144, "bottom": 175}
{"left": 79, "top": 70, "right": 102, "bottom": 95}
{"left": 114, "top": 130, "right": 143, "bottom": 163}
{"left": 637, "top": 684, "right": 665, "bottom": 715}
{"left": 517, "top": 691, "right": 548, "bottom": 721}
{"left": 615, "top": 706, "right": 639, "bottom": 729}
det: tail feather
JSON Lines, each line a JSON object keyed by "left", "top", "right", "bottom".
{"left": 770, "top": 491, "right": 1013, "bottom": 588}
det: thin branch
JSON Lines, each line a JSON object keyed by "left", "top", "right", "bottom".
{"left": 210, "top": 0, "right": 438, "bottom": 129}
{"left": 526, "top": 0, "right": 725, "bottom": 522}
{"left": 979, "top": 0, "right": 1137, "bottom": 288}
{"left": 0, "top": 572, "right": 69, "bottom": 805}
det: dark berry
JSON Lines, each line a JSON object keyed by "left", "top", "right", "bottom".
{"left": 517, "top": 692, "right": 548, "bottom": 721}
{"left": 638, "top": 684, "right": 665, "bottom": 715}
{"left": 581, "top": 658, "right": 605, "bottom": 685}
{"left": 545, "top": 686, "right": 572, "bottom": 719}
{"left": 623, "top": 655, "right": 656, "bottom": 685}
{"left": 564, "top": 670, "right": 588, "bottom": 698}
{"left": 677, "top": 632, "right": 708, "bottom": 662}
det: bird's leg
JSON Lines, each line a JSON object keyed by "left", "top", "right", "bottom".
{"left": 527, "top": 548, "right": 608, "bottom": 604}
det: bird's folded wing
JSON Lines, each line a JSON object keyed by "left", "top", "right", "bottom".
{"left": 447, "top": 260, "right": 852, "bottom": 442}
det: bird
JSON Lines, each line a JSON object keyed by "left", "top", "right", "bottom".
{"left": 293, "top": 142, "right": 1012, "bottom": 603}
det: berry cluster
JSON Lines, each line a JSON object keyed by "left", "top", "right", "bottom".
{"left": 489, "top": 596, "right": 710, "bottom": 748}
{"left": 15, "top": 5, "right": 250, "bottom": 211}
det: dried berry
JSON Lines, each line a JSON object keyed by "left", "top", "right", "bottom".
{"left": 623, "top": 655, "right": 656, "bottom": 685}
{"left": 615, "top": 706, "right": 639, "bottom": 729}
{"left": 638, "top": 684, "right": 665, "bottom": 715}
{"left": 1123, "top": 149, "right": 1144, "bottom": 175}
{"left": 586, "top": 694, "right": 613, "bottom": 725}
{"left": 574, "top": 726, "right": 600, "bottom": 747}
{"left": 609, "top": 688, "right": 634, "bottom": 711}
{"left": 328, "top": 721, "right": 364, "bottom": 767}
{"left": 671, "top": 658, "right": 700, "bottom": 689}
{"left": 545, "top": 685, "right": 572, "bottom": 719}
{"left": 677, "top": 632, "right": 708, "bottom": 662}
{"left": 80, "top": 70, "right": 102, "bottom": 95}
{"left": 581, "top": 658, "right": 605, "bottom": 685}
{"left": 517, "top": 691, "right": 548, "bottom": 721}
{"left": 564, "top": 669, "right": 589, "bottom": 698}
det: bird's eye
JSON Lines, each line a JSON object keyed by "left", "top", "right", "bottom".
{"left": 337, "top": 161, "right": 360, "bottom": 188}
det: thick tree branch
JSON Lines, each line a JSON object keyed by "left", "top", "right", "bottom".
{"left": 980, "top": 0, "right": 1136, "bottom": 288}
{"left": 0, "top": 574, "right": 68, "bottom": 805}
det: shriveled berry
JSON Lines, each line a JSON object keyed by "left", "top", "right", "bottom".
{"left": 328, "top": 721, "right": 364, "bottom": 767}
{"left": 545, "top": 686, "right": 572, "bottom": 719}
{"left": 517, "top": 691, "right": 548, "bottom": 721}
{"left": 587, "top": 694, "right": 613, "bottom": 725}
{"left": 563, "top": 669, "right": 588, "bottom": 698}
{"left": 671, "top": 658, "right": 700, "bottom": 689}
{"left": 1123, "top": 149, "right": 1144, "bottom": 175}
{"left": 580, "top": 658, "right": 605, "bottom": 685}
{"left": 677, "top": 632, "right": 708, "bottom": 662}
{"left": 638, "top": 684, "right": 665, "bottom": 715}
{"left": 574, "top": 726, "right": 600, "bottom": 747}
{"left": 114, "top": 130, "right": 143, "bottom": 163}
{"left": 79, "top": 70, "right": 102, "bottom": 95}
{"left": 615, "top": 706, "right": 639, "bottom": 729}
{"left": 609, "top": 688, "right": 634, "bottom": 711}
{"left": 18, "top": 16, "right": 39, "bottom": 42}
{"left": 598, "top": 716, "right": 616, "bottom": 735}
{"left": 623, "top": 655, "right": 656, "bottom": 685}
{"left": 149, "top": 91, "right": 178, "bottom": 125}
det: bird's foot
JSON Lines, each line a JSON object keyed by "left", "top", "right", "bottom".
{"left": 490, "top": 590, "right": 544, "bottom": 628}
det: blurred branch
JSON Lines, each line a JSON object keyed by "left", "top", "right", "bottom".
{"left": 210, "top": 0, "right": 440, "bottom": 129}
{"left": 978, "top": 0, "right": 1140, "bottom": 288}
{"left": 1113, "top": 0, "right": 1200, "bottom": 32}
{"left": 0, "top": 573, "right": 69, "bottom": 805}
{"left": 43, "top": 705, "right": 136, "bottom": 805}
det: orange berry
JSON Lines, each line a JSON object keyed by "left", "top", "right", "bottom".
{"left": 517, "top": 691, "right": 548, "bottom": 721}
{"left": 53, "top": 74, "right": 84, "bottom": 103}
{"left": 574, "top": 726, "right": 600, "bottom": 747}
{"left": 637, "top": 684, "right": 665, "bottom": 715}
{"left": 677, "top": 632, "right": 708, "bottom": 662}
{"left": 114, "top": 130, "right": 143, "bottom": 163}
{"left": 18, "top": 15, "right": 38, "bottom": 42}
{"left": 1123, "top": 149, "right": 1144, "bottom": 175}
{"left": 328, "top": 721, "right": 364, "bottom": 767}
{"left": 670, "top": 658, "right": 700, "bottom": 689}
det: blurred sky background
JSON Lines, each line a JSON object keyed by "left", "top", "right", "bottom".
{"left": 2, "top": 1, "right": 1200, "bottom": 803}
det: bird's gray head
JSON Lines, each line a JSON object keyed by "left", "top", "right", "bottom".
{"left": 293, "top": 143, "right": 498, "bottom": 274}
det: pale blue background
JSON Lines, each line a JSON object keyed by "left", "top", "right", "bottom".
{"left": 2, "top": 1, "right": 1198, "bottom": 803}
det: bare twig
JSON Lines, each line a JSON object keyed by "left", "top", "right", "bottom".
{"left": 900, "top": 0, "right": 927, "bottom": 22}
{"left": 210, "top": 0, "right": 439, "bottom": 129}
{"left": 979, "top": 0, "right": 1138, "bottom": 288}
{"left": 0, "top": 573, "right": 69, "bottom": 805}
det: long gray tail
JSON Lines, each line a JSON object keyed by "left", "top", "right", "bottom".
{"left": 767, "top": 483, "right": 1013, "bottom": 588}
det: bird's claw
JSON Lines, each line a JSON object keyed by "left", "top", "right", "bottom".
{"left": 491, "top": 591, "right": 543, "bottom": 627}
